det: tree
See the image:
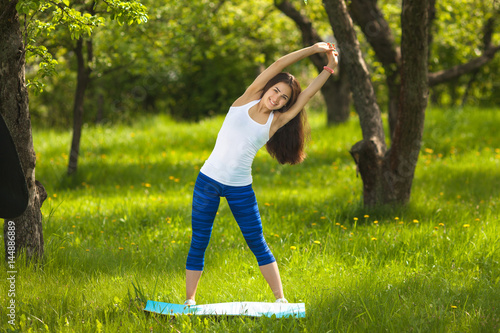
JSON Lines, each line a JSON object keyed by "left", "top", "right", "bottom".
{"left": 0, "top": 0, "right": 147, "bottom": 261}
{"left": 322, "top": 0, "right": 429, "bottom": 206}
{"left": 274, "top": 0, "right": 351, "bottom": 124}
{"left": 348, "top": 0, "right": 500, "bottom": 139}
{"left": 1, "top": 0, "right": 47, "bottom": 261}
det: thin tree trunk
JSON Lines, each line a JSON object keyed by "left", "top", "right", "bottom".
{"left": 275, "top": 0, "right": 351, "bottom": 124}
{"left": 1, "top": 0, "right": 47, "bottom": 261}
{"left": 67, "top": 38, "right": 93, "bottom": 175}
{"left": 348, "top": 0, "right": 401, "bottom": 141}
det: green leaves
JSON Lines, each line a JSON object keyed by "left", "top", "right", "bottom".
{"left": 18, "top": 0, "right": 149, "bottom": 94}
{"left": 102, "top": 0, "right": 148, "bottom": 26}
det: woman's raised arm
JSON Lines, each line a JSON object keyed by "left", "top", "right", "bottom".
{"left": 271, "top": 44, "right": 339, "bottom": 131}
{"left": 235, "top": 43, "right": 336, "bottom": 104}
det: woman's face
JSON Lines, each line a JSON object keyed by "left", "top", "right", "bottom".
{"left": 263, "top": 82, "right": 292, "bottom": 111}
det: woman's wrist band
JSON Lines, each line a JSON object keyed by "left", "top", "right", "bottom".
{"left": 323, "top": 66, "right": 335, "bottom": 74}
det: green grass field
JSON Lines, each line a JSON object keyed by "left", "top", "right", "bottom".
{"left": 1, "top": 106, "right": 499, "bottom": 332}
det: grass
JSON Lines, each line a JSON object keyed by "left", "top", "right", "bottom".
{"left": 1, "top": 106, "right": 499, "bottom": 332}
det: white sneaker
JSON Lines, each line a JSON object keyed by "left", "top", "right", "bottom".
{"left": 275, "top": 298, "right": 288, "bottom": 303}
{"left": 184, "top": 299, "right": 196, "bottom": 306}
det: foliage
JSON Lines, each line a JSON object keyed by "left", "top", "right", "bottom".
{"left": 16, "top": 0, "right": 147, "bottom": 97}
{"left": 27, "top": 0, "right": 302, "bottom": 126}
{"left": 1, "top": 106, "right": 499, "bottom": 331}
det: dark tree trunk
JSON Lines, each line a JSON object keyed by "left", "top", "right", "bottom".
{"left": 67, "top": 38, "right": 93, "bottom": 175}
{"left": 1, "top": 0, "right": 47, "bottom": 261}
{"left": 323, "top": 0, "right": 429, "bottom": 206}
{"left": 275, "top": 0, "right": 351, "bottom": 124}
{"left": 384, "top": 0, "right": 429, "bottom": 204}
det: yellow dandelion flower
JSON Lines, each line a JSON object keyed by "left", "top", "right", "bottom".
{"left": 364, "top": 215, "right": 369, "bottom": 218}
{"left": 395, "top": 217, "right": 399, "bottom": 220}
{"left": 86, "top": 249, "right": 90, "bottom": 252}
{"left": 456, "top": 195, "right": 461, "bottom": 199}
{"left": 424, "top": 148, "right": 434, "bottom": 154}
{"left": 451, "top": 305, "right": 457, "bottom": 309}
{"left": 72, "top": 225, "right": 76, "bottom": 228}
{"left": 101, "top": 231, "right": 104, "bottom": 233}
{"left": 413, "top": 220, "right": 419, "bottom": 223}
{"left": 144, "top": 183, "right": 151, "bottom": 187}
{"left": 119, "top": 247, "right": 124, "bottom": 250}
{"left": 335, "top": 223, "right": 341, "bottom": 226}
{"left": 399, "top": 221, "right": 404, "bottom": 225}
{"left": 69, "top": 232, "right": 74, "bottom": 235}
{"left": 290, "top": 246, "right": 297, "bottom": 250}
{"left": 440, "top": 192, "right": 444, "bottom": 196}
{"left": 439, "top": 223, "right": 445, "bottom": 226}
{"left": 434, "top": 226, "right": 439, "bottom": 230}
{"left": 353, "top": 217, "right": 358, "bottom": 221}
{"left": 130, "top": 133, "right": 135, "bottom": 138}
{"left": 60, "top": 247, "right": 65, "bottom": 249}
{"left": 274, "top": 234, "right": 280, "bottom": 237}
{"left": 312, "top": 223, "right": 317, "bottom": 226}
{"left": 463, "top": 224, "right": 470, "bottom": 228}
{"left": 171, "top": 240, "right": 176, "bottom": 243}
{"left": 313, "top": 240, "right": 321, "bottom": 244}
{"left": 371, "top": 237, "right": 377, "bottom": 241}
{"left": 320, "top": 216, "right": 327, "bottom": 220}
{"left": 374, "top": 221, "right": 379, "bottom": 224}
{"left": 474, "top": 218, "right": 480, "bottom": 221}
{"left": 131, "top": 243, "right": 136, "bottom": 245}
{"left": 169, "top": 176, "right": 175, "bottom": 180}
{"left": 53, "top": 193, "right": 57, "bottom": 198}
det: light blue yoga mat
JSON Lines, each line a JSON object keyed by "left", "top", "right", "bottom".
{"left": 144, "top": 300, "right": 306, "bottom": 318}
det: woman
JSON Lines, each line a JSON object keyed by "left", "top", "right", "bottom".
{"left": 185, "top": 43, "right": 338, "bottom": 305}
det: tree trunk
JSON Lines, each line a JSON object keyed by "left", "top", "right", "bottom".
{"left": 67, "top": 38, "right": 93, "bottom": 175}
{"left": 1, "top": 0, "right": 47, "bottom": 261}
{"left": 323, "top": 0, "right": 429, "bottom": 206}
{"left": 324, "top": 61, "right": 351, "bottom": 123}
{"left": 384, "top": 0, "right": 429, "bottom": 204}
{"left": 275, "top": 0, "right": 351, "bottom": 124}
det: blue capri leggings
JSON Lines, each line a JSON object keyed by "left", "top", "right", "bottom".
{"left": 186, "top": 172, "right": 275, "bottom": 271}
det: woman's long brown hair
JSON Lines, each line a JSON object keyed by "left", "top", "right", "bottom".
{"left": 262, "top": 73, "right": 309, "bottom": 165}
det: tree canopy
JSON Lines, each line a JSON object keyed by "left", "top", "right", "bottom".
{"left": 25, "top": 0, "right": 499, "bottom": 127}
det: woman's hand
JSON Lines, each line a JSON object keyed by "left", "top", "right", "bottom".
{"left": 326, "top": 49, "right": 339, "bottom": 69}
{"left": 313, "top": 42, "right": 335, "bottom": 53}
{"left": 313, "top": 42, "right": 339, "bottom": 68}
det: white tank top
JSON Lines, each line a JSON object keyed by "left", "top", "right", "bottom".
{"left": 200, "top": 100, "right": 274, "bottom": 186}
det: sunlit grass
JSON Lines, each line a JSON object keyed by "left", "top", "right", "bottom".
{"left": 1, "top": 106, "right": 499, "bottom": 332}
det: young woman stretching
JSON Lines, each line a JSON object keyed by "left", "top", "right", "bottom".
{"left": 185, "top": 43, "right": 338, "bottom": 305}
